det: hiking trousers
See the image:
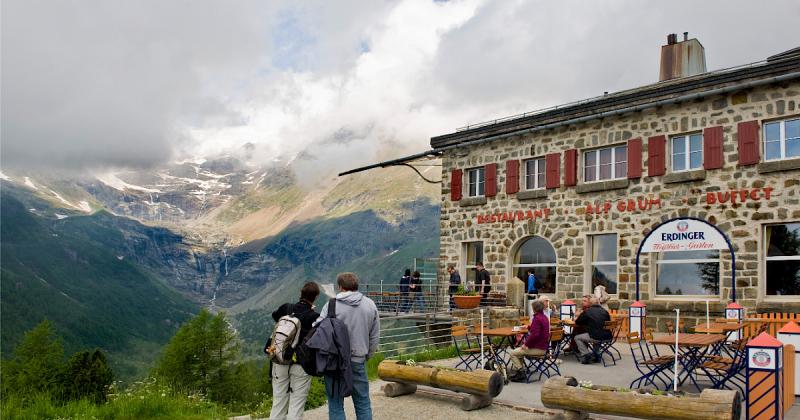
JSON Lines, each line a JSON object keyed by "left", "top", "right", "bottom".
{"left": 270, "top": 363, "right": 312, "bottom": 420}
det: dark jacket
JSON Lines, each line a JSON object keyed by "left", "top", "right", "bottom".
{"left": 410, "top": 276, "right": 423, "bottom": 293}
{"left": 476, "top": 268, "right": 491, "bottom": 294}
{"left": 575, "top": 304, "right": 612, "bottom": 340}
{"left": 448, "top": 271, "right": 462, "bottom": 294}
{"left": 272, "top": 300, "right": 320, "bottom": 345}
{"left": 399, "top": 275, "right": 411, "bottom": 294}
{"left": 306, "top": 299, "right": 353, "bottom": 397}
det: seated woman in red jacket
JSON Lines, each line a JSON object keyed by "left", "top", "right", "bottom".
{"left": 508, "top": 300, "right": 550, "bottom": 382}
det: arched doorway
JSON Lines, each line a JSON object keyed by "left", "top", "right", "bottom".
{"left": 512, "top": 236, "right": 557, "bottom": 294}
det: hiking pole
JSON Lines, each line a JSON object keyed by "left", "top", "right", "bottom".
{"left": 480, "top": 309, "right": 485, "bottom": 369}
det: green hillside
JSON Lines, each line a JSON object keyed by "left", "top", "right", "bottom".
{"left": 0, "top": 187, "right": 198, "bottom": 378}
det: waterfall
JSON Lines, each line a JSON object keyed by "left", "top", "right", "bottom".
{"left": 223, "top": 248, "right": 229, "bottom": 276}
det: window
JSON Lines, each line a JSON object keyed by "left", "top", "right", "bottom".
{"left": 584, "top": 145, "right": 627, "bottom": 182}
{"left": 463, "top": 242, "right": 484, "bottom": 287}
{"left": 671, "top": 133, "right": 703, "bottom": 171}
{"left": 466, "top": 168, "right": 485, "bottom": 197}
{"left": 524, "top": 158, "right": 546, "bottom": 190}
{"left": 764, "top": 118, "right": 800, "bottom": 161}
{"left": 656, "top": 250, "right": 719, "bottom": 296}
{"left": 513, "top": 236, "right": 556, "bottom": 294}
{"left": 589, "top": 234, "right": 617, "bottom": 294}
{"left": 765, "top": 223, "right": 800, "bottom": 296}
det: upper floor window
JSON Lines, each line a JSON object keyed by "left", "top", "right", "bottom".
{"left": 764, "top": 118, "right": 800, "bottom": 161}
{"left": 524, "top": 158, "right": 545, "bottom": 190}
{"left": 466, "top": 167, "right": 485, "bottom": 197}
{"left": 584, "top": 145, "right": 627, "bottom": 182}
{"left": 671, "top": 133, "right": 703, "bottom": 172}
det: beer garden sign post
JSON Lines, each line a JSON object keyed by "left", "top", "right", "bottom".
{"left": 631, "top": 217, "right": 738, "bottom": 335}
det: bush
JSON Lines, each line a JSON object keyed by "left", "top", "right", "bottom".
{"left": 60, "top": 349, "right": 114, "bottom": 403}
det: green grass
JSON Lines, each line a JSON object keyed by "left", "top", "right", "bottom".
{"left": 366, "top": 345, "right": 459, "bottom": 380}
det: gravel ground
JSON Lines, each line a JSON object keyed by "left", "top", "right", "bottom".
{"left": 301, "top": 381, "right": 552, "bottom": 420}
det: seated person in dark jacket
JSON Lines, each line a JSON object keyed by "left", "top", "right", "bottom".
{"left": 573, "top": 296, "right": 611, "bottom": 364}
{"left": 269, "top": 282, "right": 321, "bottom": 420}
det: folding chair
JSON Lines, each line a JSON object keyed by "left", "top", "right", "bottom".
{"left": 628, "top": 332, "right": 674, "bottom": 389}
{"left": 699, "top": 339, "right": 747, "bottom": 395}
{"left": 592, "top": 318, "right": 623, "bottom": 366}
{"left": 522, "top": 328, "right": 564, "bottom": 383}
{"left": 451, "top": 325, "right": 481, "bottom": 370}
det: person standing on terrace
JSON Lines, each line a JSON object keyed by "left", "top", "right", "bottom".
{"left": 447, "top": 265, "right": 461, "bottom": 310}
{"left": 475, "top": 262, "right": 491, "bottom": 305}
{"left": 410, "top": 270, "right": 425, "bottom": 312}
{"left": 399, "top": 269, "right": 411, "bottom": 312}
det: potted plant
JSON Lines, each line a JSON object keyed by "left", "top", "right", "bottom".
{"left": 453, "top": 285, "right": 481, "bottom": 309}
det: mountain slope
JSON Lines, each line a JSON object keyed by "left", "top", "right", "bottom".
{"left": 0, "top": 185, "right": 198, "bottom": 378}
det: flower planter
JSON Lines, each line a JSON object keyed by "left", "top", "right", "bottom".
{"left": 453, "top": 295, "right": 481, "bottom": 309}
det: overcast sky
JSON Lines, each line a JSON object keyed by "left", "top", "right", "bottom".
{"left": 2, "top": 0, "right": 798, "bottom": 174}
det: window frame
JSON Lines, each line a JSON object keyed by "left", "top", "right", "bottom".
{"left": 512, "top": 235, "right": 558, "bottom": 295}
{"left": 763, "top": 118, "right": 800, "bottom": 162}
{"left": 523, "top": 157, "right": 546, "bottom": 191}
{"left": 761, "top": 222, "right": 800, "bottom": 300}
{"left": 653, "top": 250, "right": 721, "bottom": 299}
{"left": 670, "top": 132, "right": 704, "bottom": 172}
{"left": 583, "top": 144, "right": 627, "bottom": 183}
{"left": 465, "top": 167, "right": 485, "bottom": 198}
{"left": 587, "top": 233, "right": 619, "bottom": 295}
{"left": 462, "top": 241, "right": 484, "bottom": 290}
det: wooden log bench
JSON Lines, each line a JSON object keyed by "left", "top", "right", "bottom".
{"left": 377, "top": 360, "right": 504, "bottom": 411}
{"left": 541, "top": 376, "right": 741, "bottom": 420}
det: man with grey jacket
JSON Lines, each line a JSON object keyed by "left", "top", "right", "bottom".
{"left": 315, "top": 272, "right": 379, "bottom": 420}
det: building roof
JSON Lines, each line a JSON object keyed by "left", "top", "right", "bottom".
{"left": 430, "top": 50, "right": 800, "bottom": 149}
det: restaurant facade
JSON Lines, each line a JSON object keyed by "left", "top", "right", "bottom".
{"left": 432, "top": 38, "right": 800, "bottom": 326}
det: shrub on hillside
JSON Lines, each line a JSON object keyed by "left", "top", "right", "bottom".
{"left": 60, "top": 349, "right": 114, "bottom": 403}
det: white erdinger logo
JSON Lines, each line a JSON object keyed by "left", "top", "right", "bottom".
{"left": 677, "top": 221, "right": 689, "bottom": 232}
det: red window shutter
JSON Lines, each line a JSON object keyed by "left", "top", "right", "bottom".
{"left": 485, "top": 163, "right": 497, "bottom": 197}
{"left": 703, "top": 126, "right": 724, "bottom": 170}
{"left": 647, "top": 135, "right": 666, "bottom": 177}
{"left": 737, "top": 120, "right": 760, "bottom": 166}
{"left": 505, "top": 160, "right": 519, "bottom": 194}
{"left": 564, "top": 149, "right": 577, "bottom": 186}
{"left": 627, "top": 138, "right": 643, "bottom": 179}
{"left": 545, "top": 153, "right": 560, "bottom": 189}
{"left": 450, "top": 169, "right": 462, "bottom": 201}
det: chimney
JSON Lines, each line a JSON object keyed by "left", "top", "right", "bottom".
{"left": 659, "top": 32, "right": 706, "bottom": 81}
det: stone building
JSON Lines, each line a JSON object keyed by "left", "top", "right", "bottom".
{"left": 343, "top": 36, "right": 800, "bottom": 327}
{"left": 431, "top": 38, "right": 800, "bottom": 327}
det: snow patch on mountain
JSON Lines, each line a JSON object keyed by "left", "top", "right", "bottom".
{"left": 0, "top": 171, "right": 10, "bottom": 181}
{"left": 96, "top": 173, "right": 162, "bottom": 193}
{"left": 24, "top": 177, "right": 39, "bottom": 190}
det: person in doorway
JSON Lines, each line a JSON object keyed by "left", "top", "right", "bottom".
{"left": 269, "top": 282, "right": 321, "bottom": 420}
{"left": 399, "top": 269, "right": 411, "bottom": 312}
{"left": 526, "top": 270, "right": 538, "bottom": 295}
{"left": 447, "top": 265, "right": 461, "bottom": 310}
{"left": 315, "top": 273, "right": 379, "bottom": 420}
{"left": 410, "top": 270, "right": 425, "bottom": 312}
{"left": 574, "top": 296, "right": 612, "bottom": 364}
{"left": 475, "top": 262, "right": 491, "bottom": 305}
{"left": 508, "top": 300, "right": 550, "bottom": 382}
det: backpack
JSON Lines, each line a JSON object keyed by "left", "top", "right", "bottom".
{"left": 296, "top": 298, "right": 344, "bottom": 376}
{"left": 264, "top": 305, "right": 302, "bottom": 365}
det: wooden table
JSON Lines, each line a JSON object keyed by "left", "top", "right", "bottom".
{"left": 693, "top": 322, "right": 744, "bottom": 334}
{"left": 650, "top": 333, "right": 725, "bottom": 390}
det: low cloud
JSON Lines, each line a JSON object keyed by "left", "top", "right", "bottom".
{"left": 2, "top": 0, "right": 798, "bottom": 177}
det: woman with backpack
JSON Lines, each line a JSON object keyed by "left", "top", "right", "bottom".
{"left": 268, "top": 282, "right": 320, "bottom": 420}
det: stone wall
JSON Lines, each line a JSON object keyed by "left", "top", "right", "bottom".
{"left": 437, "top": 83, "right": 800, "bottom": 326}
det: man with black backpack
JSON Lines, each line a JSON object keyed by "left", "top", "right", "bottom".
{"left": 313, "top": 272, "right": 379, "bottom": 420}
{"left": 267, "top": 282, "right": 320, "bottom": 420}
